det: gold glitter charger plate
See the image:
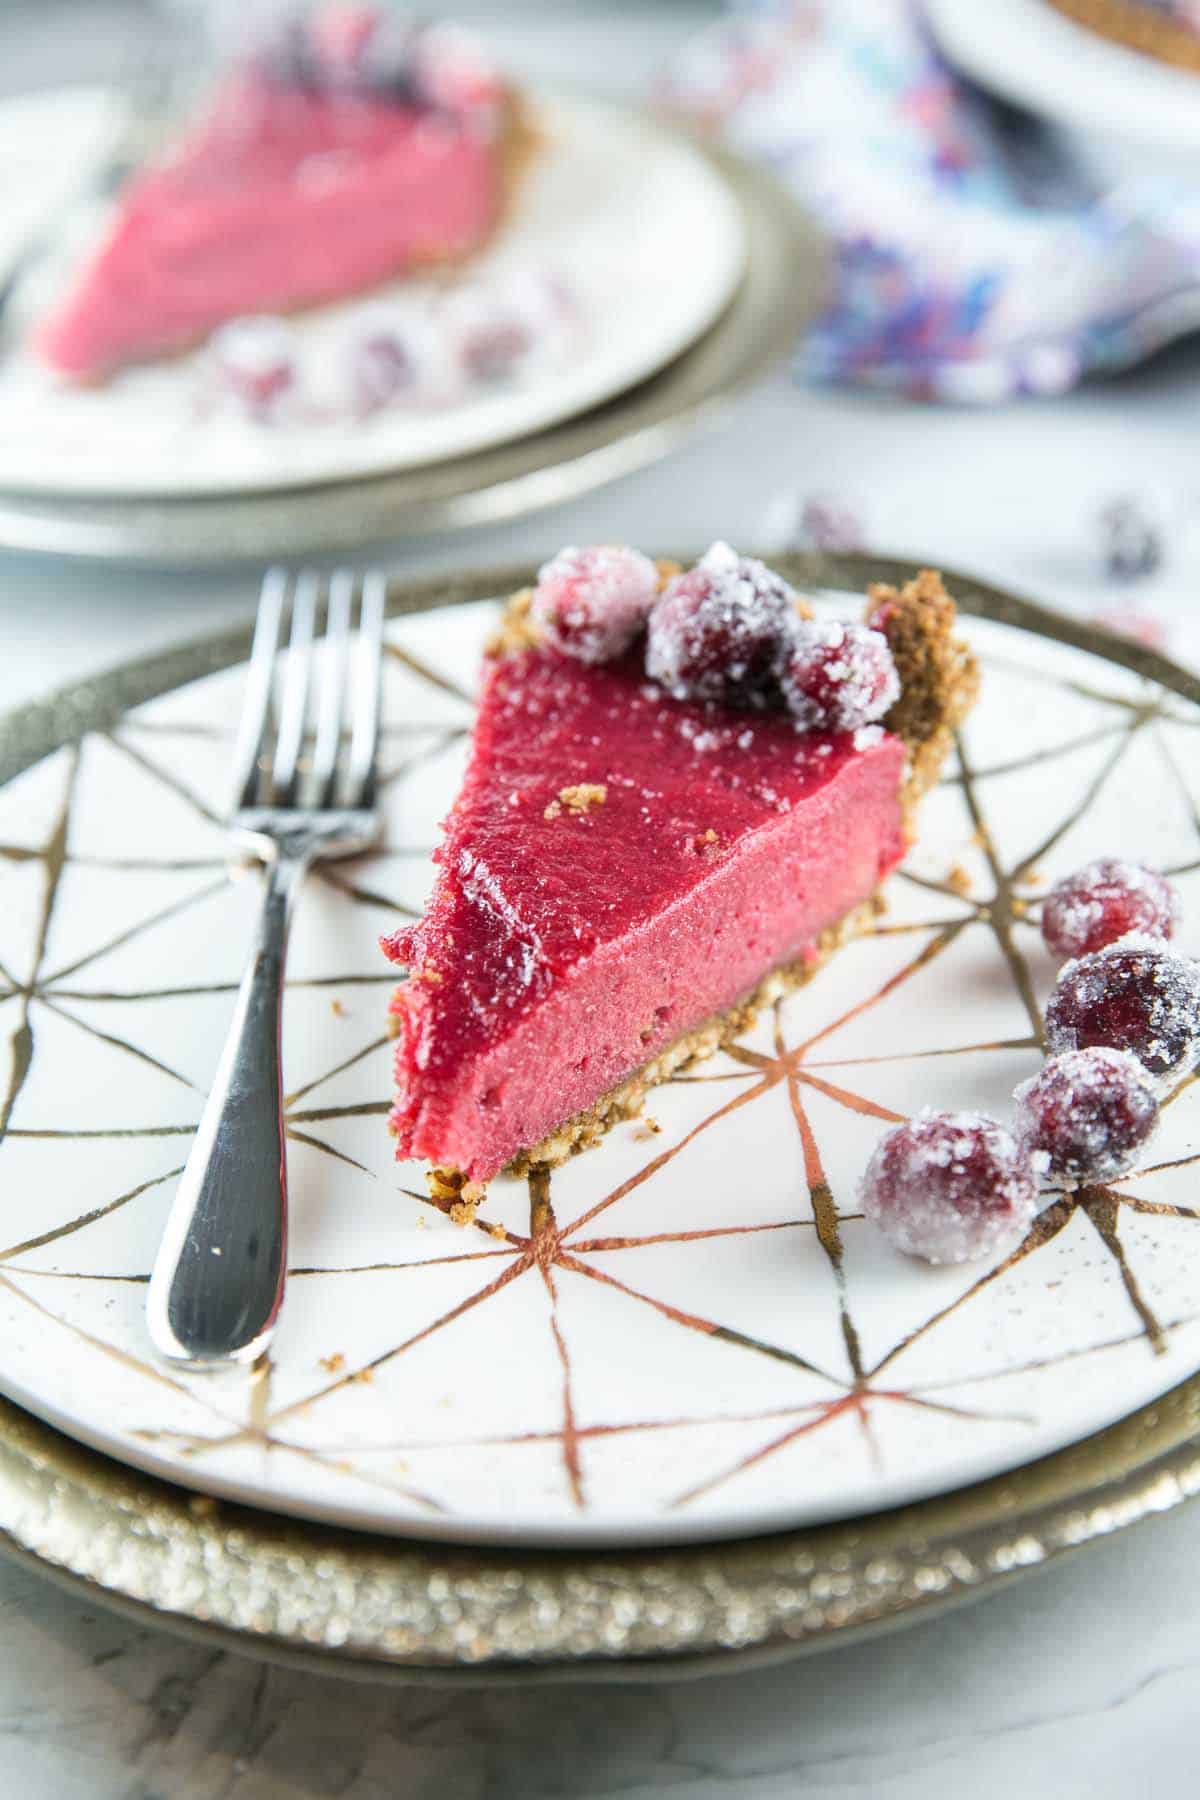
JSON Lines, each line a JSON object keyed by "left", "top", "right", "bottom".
{"left": 0, "top": 554, "right": 1199, "bottom": 1675}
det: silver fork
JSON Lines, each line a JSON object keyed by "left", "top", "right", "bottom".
{"left": 146, "top": 567, "right": 386, "bottom": 1367}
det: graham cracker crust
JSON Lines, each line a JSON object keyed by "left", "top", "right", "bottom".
{"left": 419, "top": 568, "right": 979, "bottom": 1204}
{"left": 486, "top": 91, "right": 542, "bottom": 248}
{"left": 1045, "top": 0, "right": 1200, "bottom": 72}
{"left": 866, "top": 567, "right": 979, "bottom": 831}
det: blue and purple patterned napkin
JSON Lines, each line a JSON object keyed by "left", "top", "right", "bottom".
{"left": 662, "top": 0, "right": 1200, "bottom": 400}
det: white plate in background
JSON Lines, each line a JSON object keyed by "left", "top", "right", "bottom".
{"left": 926, "top": 0, "right": 1200, "bottom": 175}
{"left": 0, "top": 89, "right": 745, "bottom": 497}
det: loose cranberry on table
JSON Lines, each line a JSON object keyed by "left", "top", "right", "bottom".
{"left": 1040, "top": 858, "right": 1179, "bottom": 960}
{"left": 1098, "top": 495, "right": 1163, "bottom": 584}
{"left": 780, "top": 619, "right": 899, "bottom": 732}
{"left": 1014, "top": 1047, "right": 1159, "bottom": 1186}
{"left": 860, "top": 1110, "right": 1039, "bottom": 1265}
{"left": 532, "top": 545, "right": 660, "bottom": 663}
{"left": 797, "top": 492, "right": 867, "bottom": 554}
{"left": 1044, "top": 936, "right": 1200, "bottom": 1080}
{"left": 645, "top": 542, "right": 799, "bottom": 707}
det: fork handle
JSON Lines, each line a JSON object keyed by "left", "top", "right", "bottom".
{"left": 147, "top": 850, "right": 308, "bottom": 1365}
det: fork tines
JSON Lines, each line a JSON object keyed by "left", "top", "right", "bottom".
{"left": 232, "top": 567, "right": 386, "bottom": 815}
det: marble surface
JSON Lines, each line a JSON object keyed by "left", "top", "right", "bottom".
{"left": 0, "top": 1505, "right": 1195, "bottom": 1798}
{"left": 2, "top": 2, "right": 1200, "bottom": 1795}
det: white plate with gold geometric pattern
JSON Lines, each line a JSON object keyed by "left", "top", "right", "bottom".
{"left": 0, "top": 555, "right": 1199, "bottom": 1550}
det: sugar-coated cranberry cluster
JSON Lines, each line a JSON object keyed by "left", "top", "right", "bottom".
{"left": 257, "top": 10, "right": 503, "bottom": 116}
{"left": 209, "top": 270, "right": 572, "bottom": 424}
{"left": 862, "top": 858, "right": 1197, "bottom": 1265}
{"left": 531, "top": 541, "right": 900, "bottom": 732}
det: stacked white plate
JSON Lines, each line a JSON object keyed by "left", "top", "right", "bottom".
{"left": 0, "top": 89, "right": 822, "bottom": 564}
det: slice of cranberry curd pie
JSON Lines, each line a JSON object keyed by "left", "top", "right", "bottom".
{"left": 382, "top": 545, "right": 979, "bottom": 1200}
{"left": 36, "top": 7, "right": 531, "bottom": 382}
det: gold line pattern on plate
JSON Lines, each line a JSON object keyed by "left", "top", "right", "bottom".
{"left": 0, "top": 553, "right": 1199, "bottom": 1671}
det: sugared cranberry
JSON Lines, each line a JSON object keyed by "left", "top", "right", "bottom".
{"left": 532, "top": 545, "right": 659, "bottom": 663}
{"left": 211, "top": 317, "right": 296, "bottom": 418}
{"left": 1015, "top": 1047, "right": 1158, "bottom": 1186}
{"left": 799, "top": 493, "right": 866, "bottom": 553}
{"left": 413, "top": 24, "right": 505, "bottom": 113}
{"left": 1045, "top": 936, "right": 1200, "bottom": 1080}
{"left": 645, "top": 542, "right": 797, "bottom": 707}
{"left": 464, "top": 318, "right": 529, "bottom": 382}
{"left": 451, "top": 271, "right": 573, "bottom": 386}
{"left": 1041, "top": 858, "right": 1179, "bottom": 961}
{"left": 343, "top": 305, "right": 435, "bottom": 415}
{"left": 349, "top": 333, "right": 415, "bottom": 414}
{"left": 359, "top": 30, "right": 424, "bottom": 105}
{"left": 256, "top": 17, "right": 322, "bottom": 91}
{"left": 780, "top": 620, "right": 899, "bottom": 732}
{"left": 444, "top": 284, "right": 533, "bottom": 384}
{"left": 260, "top": 10, "right": 432, "bottom": 107}
{"left": 1099, "top": 496, "right": 1163, "bottom": 583}
{"left": 311, "top": 5, "right": 381, "bottom": 79}
{"left": 503, "top": 269, "right": 575, "bottom": 340}
{"left": 860, "top": 1110, "right": 1038, "bottom": 1264}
